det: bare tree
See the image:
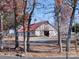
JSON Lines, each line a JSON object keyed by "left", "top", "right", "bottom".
{"left": 65, "top": 0, "right": 77, "bottom": 59}
{"left": 55, "top": 0, "right": 63, "bottom": 52}
{"left": 66, "top": 0, "right": 77, "bottom": 52}
{"left": 27, "top": 0, "right": 36, "bottom": 52}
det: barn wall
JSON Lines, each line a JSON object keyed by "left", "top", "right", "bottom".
{"left": 35, "top": 23, "right": 57, "bottom": 37}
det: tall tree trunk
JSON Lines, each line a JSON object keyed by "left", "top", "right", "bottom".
{"left": 27, "top": 19, "right": 31, "bottom": 52}
{"left": 66, "top": 0, "right": 77, "bottom": 52}
{"left": 23, "top": 0, "right": 27, "bottom": 52}
{"left": 66, "top": 3, "right": 77, "bottom": 58}
{"left": 58, "top": 11, "right": 62, "bottom": 52}
{"left": 57, "top": 8, "right": 62, "bottom": 52}
{"left": 13, "top": 0, "right": 19, "bottom": 49}
{"left": 55, "top": 0, "right": 62, "bottom": 52}
{"left": 0, "top": 12, "right": 3, "bottom": 49}
{"left": 27, "top": 0, "right": 35, "bottom": 52}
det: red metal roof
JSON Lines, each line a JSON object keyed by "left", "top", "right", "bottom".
{"left": 18, "top": 21, "right": 48, "bottom": 32}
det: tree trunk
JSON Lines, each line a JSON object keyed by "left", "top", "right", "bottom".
{"left": 58, "top": 14, "right": 62, "bottom": 52}
{"left": 23, "top": 0, "right": 27, "bottom": 52}
{"left": 27, "top": 0, "right": 36, "bottom": 52}
{"left": 27, "top": 21, "right": 30, "bottom": 52}
{"left": 57, "top": 9, "right": 62, "bottom": 52}
{"left": 66, "top": 0, "right": 77, "bottom": 52}
{"left": 66, "top": 8, "right": 76, "bottom": 52}
{"left": 13, "top": 0, "right": 19, "bottom": 49}
{"left": 0, "top": 13, "right": 3, "bottom": 49}
{"left": 55, "top": 0, "right": 62, "bottom": 52}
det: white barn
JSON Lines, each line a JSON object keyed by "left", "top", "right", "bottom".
{"left": 34, "top": 21, "right": 57, "bottom": 37}
{"left": 18, "top": 21, "right": 57, "bottom": 37}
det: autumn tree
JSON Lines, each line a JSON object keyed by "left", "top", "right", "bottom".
{"left": 0, "top": 0, "right": 14, "bottom": 49}
{"left": 26, "top": 0, "right": 36, "bottom": 52}
{"left": 13, "top": 0, "right": 25, "bottom": 49}
{"left": 0, "top": 0, "right": 25, "bottom": 49}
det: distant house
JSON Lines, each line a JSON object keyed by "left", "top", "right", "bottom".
{"left": 18, "top": 21, "right": 57, "bottom": 37}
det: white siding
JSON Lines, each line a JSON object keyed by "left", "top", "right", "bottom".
{"left": 35, "top": 23, "right": 57, "bottom": 37}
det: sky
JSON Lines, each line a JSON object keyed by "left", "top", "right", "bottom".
{"left": 27, "top": 0, "right": 79, "bottom": 25}
{"left": 75, "top": 0, "right": 79, "bottom": 23}
{"left": 27, "top": 0, "right": 55, "bottom": 25}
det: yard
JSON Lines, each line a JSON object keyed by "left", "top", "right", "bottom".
{"left": 0, "top": 36, "right": 79, "bottom": 57}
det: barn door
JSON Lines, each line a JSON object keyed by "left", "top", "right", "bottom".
{"left": 44, "top": 31, "right": 49, "bottom": 37}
